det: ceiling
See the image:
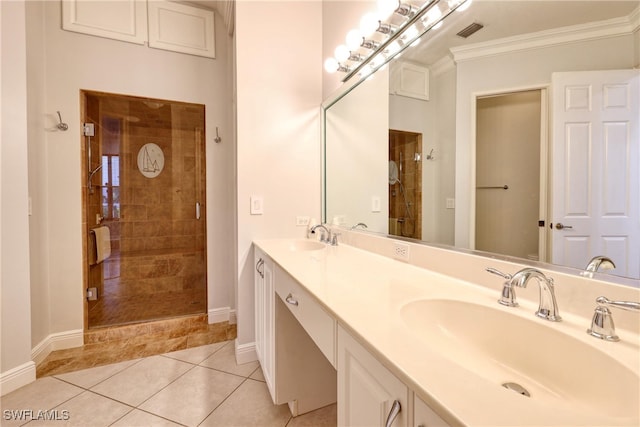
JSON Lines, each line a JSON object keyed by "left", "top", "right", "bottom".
{"left": 403, "top": 0, "right": 639, "bottom": 66}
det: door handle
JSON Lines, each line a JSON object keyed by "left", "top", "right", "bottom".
{"left": 555, "top": 223, "right": 573, "bottom": 230}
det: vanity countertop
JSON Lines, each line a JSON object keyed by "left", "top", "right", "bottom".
{"left": 254, "top": 239, "right": 640, "bottom": 426}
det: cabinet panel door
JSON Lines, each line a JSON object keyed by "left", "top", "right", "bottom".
{"left": 338, "top": 326, "right": 408, "bottom": 427}
{"left": 254, "top": 249, "right": 275, "bottom": 399}
{"left": 414, "top": 395, "right": 450, "bottom": 427}
{"left": 62, "top": 0, "right": 147, "bottom": 45}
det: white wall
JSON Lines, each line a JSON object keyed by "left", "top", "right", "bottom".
{"left": 235, "top": 1, "right": 322, "bottom": 360}
{"left": 0, "top": 1, "right": 235, "bottom": 388}
{"left": 454, "top": 34, "right": 637, "bottom": 249}
{"left": 326, "top": 68, "right": 389, "bottom": 231}
{"left": 1, "top": 0, "right": 36, "bottom": 393}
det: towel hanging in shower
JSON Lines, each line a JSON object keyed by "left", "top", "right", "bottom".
{"left": 91, "top": 226, "right": 111, "bottom": 264}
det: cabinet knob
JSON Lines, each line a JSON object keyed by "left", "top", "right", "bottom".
{"left": 385, "top": 400, "right": 401, "bottom": 427}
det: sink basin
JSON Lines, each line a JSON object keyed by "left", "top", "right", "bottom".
{"left": 400, "top": 299, "right": 639, "bottom": 419}
{"left": 285, "top": 239, "right": 326, "bottom": 252}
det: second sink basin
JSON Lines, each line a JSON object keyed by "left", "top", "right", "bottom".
{"left": 400, "top": 299, "right": 639, "bottom": 419}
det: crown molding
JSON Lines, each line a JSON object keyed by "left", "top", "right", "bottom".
{"left": 451, "top": 11, "right": 639, "bottom": 63}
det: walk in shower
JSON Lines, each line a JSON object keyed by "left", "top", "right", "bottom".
{"left": 389, "top": 129, "right": 422, "bottom": 239}
{"left": 82, "top": 91, "right": 206, "bottom": 329}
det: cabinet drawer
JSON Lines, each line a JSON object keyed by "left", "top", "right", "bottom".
{"left": 275, "top": 265, "right": 336, "bottom": 366}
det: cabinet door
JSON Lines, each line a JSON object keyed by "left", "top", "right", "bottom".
{"left": 254, "top": 249, "right": 275, "bottom": 398}
{"left": 338, "top": 326, "right": 408, "bottom": 427}
{"left": 414, "top": 395, "right": 450, "bottom": 427}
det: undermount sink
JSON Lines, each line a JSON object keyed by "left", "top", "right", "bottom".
{"left": 285, "top": 239, "right": 326, "bottom": 252}
{"left": 400, "top": 299, "right": 639, "bottom": 419}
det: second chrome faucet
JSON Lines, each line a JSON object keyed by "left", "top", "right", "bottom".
{"left": 487, "top": 267, "right": 562, "bottom": 322}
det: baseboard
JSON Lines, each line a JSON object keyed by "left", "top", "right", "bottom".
{"left": 234, "top": 339, "right": 257, "bottom": 365}
{"left": 0, "top": 361, "right": 36, "bottom": 397}
{"left": 31, "top": 329, "right": 84, "bottom": 366}
{"left": 208, "top": 307, "right": 237, "bottom": 325}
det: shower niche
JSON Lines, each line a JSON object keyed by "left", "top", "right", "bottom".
{"left": 82, "top": 91, "right": 207, "bottom": 329}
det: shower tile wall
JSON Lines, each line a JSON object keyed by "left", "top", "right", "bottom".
{"left": 389, "top": 130, "right": 422, "bottom": 239}
{"left": 84, "top": 93, "right": 206, "bottom": 328}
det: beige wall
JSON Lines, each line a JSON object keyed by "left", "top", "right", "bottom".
{"left": 1, "top": 0, "right": 35, "bottom": 388}
{"left": 235, "top": 1, "right": 322, "bottom": 358}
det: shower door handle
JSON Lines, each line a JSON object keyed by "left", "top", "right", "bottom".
{"left": 195, "top": 202, "right": 201, "bottom": 220}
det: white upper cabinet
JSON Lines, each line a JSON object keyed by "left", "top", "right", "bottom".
{"left": 61, "top": 0, "right": 216, "bottom": 59}
{"left": 148, "top": 1, "right": 216, "bottom": 58}
{"left": 62, "top": 0, "right": 148, "bottom": 45}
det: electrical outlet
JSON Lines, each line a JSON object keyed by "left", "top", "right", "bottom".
{"left": 393, "top": 242, "right": 410, "bottom": 261}
{"left": 296, "top": 216, "right": 310, "bottom": 226}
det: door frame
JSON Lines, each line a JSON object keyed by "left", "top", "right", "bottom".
{"left": 469, "top": 84, "right": 549, "bottom": 261}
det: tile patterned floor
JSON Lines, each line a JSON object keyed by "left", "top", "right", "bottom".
{"left": 2, "top": 341, "right": 337, "bottom": 427}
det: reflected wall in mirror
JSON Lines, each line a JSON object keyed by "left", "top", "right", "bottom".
{"left": 324, "top": 0, "right": 640, "bottom": 282}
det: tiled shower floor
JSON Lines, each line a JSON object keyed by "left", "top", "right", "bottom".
{"left": 88, "top": 288, "right": 207, "bottom": 328}
{"left": 2, "top": 340, "right": 337, "bottom": 427}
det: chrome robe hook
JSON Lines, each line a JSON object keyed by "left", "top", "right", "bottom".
{"left": 56, "top": 111, "right": 68, "bottom": 131}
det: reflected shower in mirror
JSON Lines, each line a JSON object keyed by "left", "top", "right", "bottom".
{"left": 323, "top": 0, "right": 640, "bottom": 282}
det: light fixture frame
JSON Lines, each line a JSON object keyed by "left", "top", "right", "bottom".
{"left": 341, "top": 0, "right": 468, "bottom": 82}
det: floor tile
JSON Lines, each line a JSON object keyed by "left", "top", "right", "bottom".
{"left": 0, "top": 377, "right": 83, "bottom": 426}
{"left": 27, "top": 391, "right": 132, "bottom": 427}
{"left": 287, "top": 403, "right": 337, "bottom": 427}
{"left": 199, "top": 342, "right": 259, "bottom": 378}
{"left": 139, "top": 366, "right": 244, "bottom": 426}
{"left": 90, "top": 355, "right": 192, "bottom": 406}
{"left": 249, "top": 366, "right": 265, "bottom": 382}
{"left": 54, "top": 359, "right": 140, "bottom": 389}
{"left": 111, "top": 409, "right": 182, "bottom": 426}
{"left": 162, "top": 341, "right": 226, "bottom": 365}
{"left": 200, "top": 379, "right": 291, "bottom": 427}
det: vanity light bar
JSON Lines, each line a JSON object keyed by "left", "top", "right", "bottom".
{"left": 325, "top": 0, "right": 472, "bottom": 82}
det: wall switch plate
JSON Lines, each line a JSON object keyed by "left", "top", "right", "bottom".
{"left": 250, "top": 196, "right": 264, "bottom": 215}
{"left": 371, "top": 196, "right": 381, "bottom": 212}
{"left": 446, "top": 198, "right": 455, "bottom": 209}
{"left": 393, "top": 242, "right": 410, "bottom": 261}
{"left": 296, "top": 216, "right": 310, "bottom": 226}
{"left": 83, "top": 123, "right": 95, "bottom": 137}
{"left": 86, "top": 287, "right": 98, "bottom": 301}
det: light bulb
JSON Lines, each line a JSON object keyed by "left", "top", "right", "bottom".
{"left": 425, "top": 6, "right": 442, "bottom": 25}
{"left": 360, "top": 12, "right": 380, "bottom": 36}
{"left": 346, "top": 29, "right": 363, "bottom": 50}
{"left": 324, "top": 58, "right": 339, "bottom": 73}
{"left": 335, "top": 45, "right": 350, "bottom": 62}
{"left": 377, "top": 0, "right": 398, "bottom": 20}
{"left": 432, "top": 20, "right": 443, "bottom": 30}
{"left": 456, "top": 0, "right": 472, "bottom": 12}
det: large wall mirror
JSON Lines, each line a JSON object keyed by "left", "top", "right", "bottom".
{"left": 324, "top": 0, "right": 640, "bottom": 285}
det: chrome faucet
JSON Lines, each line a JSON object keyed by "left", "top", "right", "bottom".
{"left": 582, "top": 256, "right": 616, "bottom": 277}
{"left": 351, "top": 222, "right": 368, "bottom": 230}
{"left": 587, "top": 296, "right": 640, "bottom": 342}
{"left": 509, "top": 268, "right": 562, "bottom": 322}
{"left": 309, "top": 224, "right": 331, "bottom": 243}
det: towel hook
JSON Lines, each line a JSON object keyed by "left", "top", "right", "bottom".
{"left": 56, "top": 111, "right": 68, "bottom": 131}
{"left": 214, "top": 127, "right": 222, "bottom": 143}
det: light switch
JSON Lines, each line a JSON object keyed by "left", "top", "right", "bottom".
{"left": 446, "top": 198, "right": 455, "bottom": 209}
{"left": 371, "top": 196, "right": 381, "bottom": 212}
{"left": 250, "top": 196, "right": 264, "bottom": 215}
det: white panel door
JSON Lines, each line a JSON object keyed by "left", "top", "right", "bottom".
{"left": 551, "top": 70, "right": 639, "bottom": 278}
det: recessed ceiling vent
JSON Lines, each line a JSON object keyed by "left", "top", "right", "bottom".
{"left": 457, "top": 22, "right": 484, "bottom": 38}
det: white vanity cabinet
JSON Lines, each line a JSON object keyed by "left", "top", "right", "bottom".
{"left": 338, "top": 325, "right": 409, "bottom": 427}
{"left": 413, "top": 395, "right": 450, "bottom": 427}
{"left": 254, "top": 247, "right": 337, "bottom": 416}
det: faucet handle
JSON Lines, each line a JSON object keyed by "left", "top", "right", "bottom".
{"left": 331, "top": 233, "right": 341, "bottom": 246}
{"left": 485, "top": 267, "right": 518, "bottom": 307}
{"left": 587, "top": 296, "right": 640, "bottom": 342}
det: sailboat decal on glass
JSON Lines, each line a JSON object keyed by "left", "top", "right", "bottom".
{"left": 137, "top": 143, "right": 164, "bottom": 178}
